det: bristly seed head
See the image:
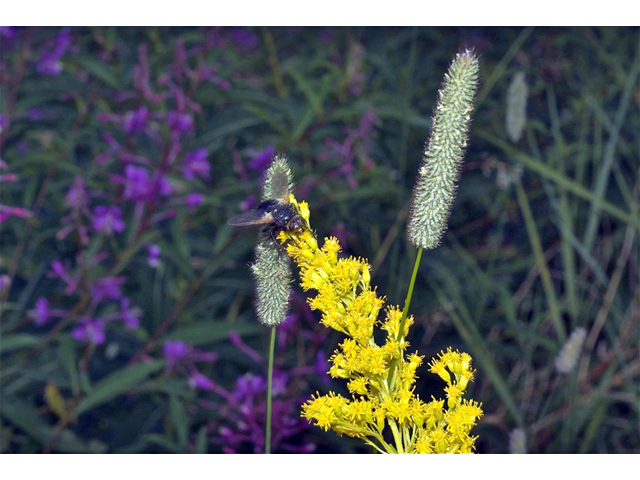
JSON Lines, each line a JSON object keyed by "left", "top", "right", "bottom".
{"left": 407, "top": 49, "right": 479, "bottom": 250}
{"left": 250, "top": 155, "right": 295, "bottom": 326}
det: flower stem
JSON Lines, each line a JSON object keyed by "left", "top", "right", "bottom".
{"left": 386, "top": 247, "right": 423, "bottom": 391}
{"left": 265, "top": 325, "right": 276, "bottom": 454}
{"left": 397, "top": 246, "right": 422, "bottom": 343}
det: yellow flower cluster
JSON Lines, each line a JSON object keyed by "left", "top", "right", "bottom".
{"left": 278, "top": 195, "right": 483, "bottom": 454}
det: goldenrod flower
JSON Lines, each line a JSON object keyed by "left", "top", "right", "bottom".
{"left": 277, "top": 197, "right": 483, "bottom": 454}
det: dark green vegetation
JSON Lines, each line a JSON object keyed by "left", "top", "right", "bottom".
{"left": 1, "top": 27, "right": 637, "bottom": 453}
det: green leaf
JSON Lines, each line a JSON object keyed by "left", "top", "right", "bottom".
{"left": 57, "top": 335, "right": 80, "bottom": 394}
{"left": 194, "top": 426, "right": 208, "bottom": 453}
{"left": 0, "top": 334, "right": 41, "bottom": 353}
{"left": 1, "top": 399, "right": 107, "bottom": 453}
{"left": 72, "top": 55, "right": 120, "bottom": 88}
{"left": 75, "top": 360, "right": 163, "bottom": 416}
{"left": 169, "top": 395, "right": 189, "bottom": 449}
{"left": 287, "top": 69, "right": 323, "bottom": 115}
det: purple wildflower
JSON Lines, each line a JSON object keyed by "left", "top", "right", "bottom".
{"left": 123, "top": 165, "right": 150, "bottom": 200}
{"left": 184, "top": 193, "right": 204, "bottom": 212}
{"left": 65, "top": 177, "right": 89, "bottom": 209}
{"left": 120, "top": 298, "right": 141, "bottom": 329}
{"left": 181, "top": 148, "right": 210, "bottom": 181}
{"left": 0, "top": 205, "right": 32, "bottom": 223}
{"left": 90, "top": 276, "right": 125, "bottom": 302}
{"left": 0, "top": 274, "right": 10, "bottom": 292}
{"left": 154, "top": 173, "right": 173, "bottom": 197}
{"left": 163, "top": 340, "right": 189, "bottom": 370}
{"left": 246, "top": 145, "right": 275, "bottom": 171}
{"left": 92, "top": 205, "right": 125, "bottom": 235}
{"left": 233, "top": 373, "right": 265, "bottom": 400}
{"left": 315, "top": 350, "right": 331, "bottom": 385}
{"left": 229, "top": 28, "right": 259, "bottom": 51}
{"left": 0, "top": 26, "right": 14, "bottom": 39}
{"left": 29, "top": 297, "right": 51, "bottom": 326}
{"left": 147, "top": 244, "right": 161, "bottom": 268}
{"left": 72, "top": 318, "right": 106, "bottom": 345}
{"left": 239, "top": 195, "right": 258, "bottom": 212}
{"left": 189, "top": 370, "right": 216, "bottom": 391}
{"left": 167, "top": 111, "right": 194, "bottom": 134}
{"left": 50, "top": 260, "right": 79, "bottom": 294}
{"left": 123, "top": 106, "right": 150, "bottom": 134}
{"left": 37, "top": 28, "right": 72, "bottom": 76}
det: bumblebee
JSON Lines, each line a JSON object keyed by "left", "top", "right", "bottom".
{"left": 227, "top": 166, "right": 305, "bottom": 245}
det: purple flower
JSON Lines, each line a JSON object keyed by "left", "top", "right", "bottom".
{"left": 37, "top": 57, "right": 63, "bottom": 76}
{"left": 315, "top": 350, "right": 331, "bottom": 385}
{"left": 123, "top": 106, "right": 150, "bottom": 134}
{"left": 163, "top": 340, "right": 189, "bottom": 370}
{"left": 122, "top": 166, "right": 173, "bottom": 202}
{"left": 72, "top": 318, "right": 106, "bottom": 345}
{"left": 65, "top": 177, "right": 89, "bottom": 209}
{"left": 167, "top": 111, "right": 194, "bottom": 134}
{"left": 123, "top": 165, "right": 150, "bottom": 200}
{"left": 247, "top": 145, "right": 275, "bottom": 171}
{"left": 37, "top": 28, "right": 71, "bottom": 76}
{"left": 0, "top": 27, "right": 14, "bottom": 39}
{"left": 29, "top": 297, "right": 51, "bottom": 326}
{"left": 92, "top": 205, "right": 125, "bottom": 235}
{"left": 181, "top": 148, "right": 210, "bottom": 181}
{"left": 229, "top": 28, "right": 259, "bottom": 51}
{"left": 0, "top": 113, "right": 6, "bottom": 132}
{"left": 147, "top": 244, "right": 161, "bottom": 268}
{"left": 189, "top": 370, "right": 216, "bottom": 391}
{"left": 185, "top": 193, "right": 204, "bottom": 211}
{"left": 155, "top": 173, "right": 173, "bottom": 196}
{"left": 120, "top": 298, "right": 141, "bottom": 329}
{"left": 233, "top": 373, "right": 265, "bottom": 400}
{"left": 0, "top": 274, "right": 10, "bottom": 292}
{"left": 0, "top": 205, "right": 32, "bottom": 223}
{"left": 91, "top": 276, "right": 125, "bottom": 302}
{"left": 50, "top": 260, "right": 79, "bottom": 294}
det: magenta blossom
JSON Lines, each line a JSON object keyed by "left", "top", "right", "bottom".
{"left": 189, "top": 369, "right": 216, "bottom": 391}
{"left": 92, "top": 205, "right": 125, "bottom": 235}
{"left": 181, "top": 148, "right": 210, "bottom": 181}
{"left": 72, "top": 318, "right": 106, "bottom": 345}
{"left": 123, "top": 106, "right": 150, "bottom": 134}
{"left": 247, "top": 145, "right": 275, "bottom": 171}
{"left": 163, "top": 340, "right": 189, "bottom": 370}
{"left": 91, "top": 276, "right": 126, "bottom": 302}
{"left": 120, "top": 298, "right": 141, "bottom": 329}
{"left": 50, "top": 260, "right": 79, "bottom": 295}
{"left": 37, "top": 28, "right": 72, "bottom": 76}
{"left": 167, "top": 111, "right": 193, "bottom": 134}
{"left": 65, "top": 176, "right": 89, "bottom": 209}
{"left": 29, "top": 297, "right": 51, "bottom": 326}
{"left": 123, "top": 165, "right": 151, "bottom": 200}
{"left": 185, "top": 193, "right": 204, "bottom": 211}
{"left": 147, "top": 244, "right": 161, "bottom": 268}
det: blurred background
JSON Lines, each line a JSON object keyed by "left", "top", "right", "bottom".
{"left": 0, "top": 26, "right": 637, "bottom": 453}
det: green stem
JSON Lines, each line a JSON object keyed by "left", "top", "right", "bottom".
{"left": 265, "top": 325, "right": 276, "bottom": 454}
{"left": 397, "top": 247, "right": 422, "bottom": 342}
{"left": 386, "top": 247, "right": 423, "bottom": 390}
{"left": 388, "top": 419, "right": 404, "bottom": 453}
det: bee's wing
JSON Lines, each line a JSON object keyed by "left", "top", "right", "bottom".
{"left": 227, "top": 209, "right": 274, "bottom": 227}
{"left": 269, "top": 166, "right": 290, "bottom": 201}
